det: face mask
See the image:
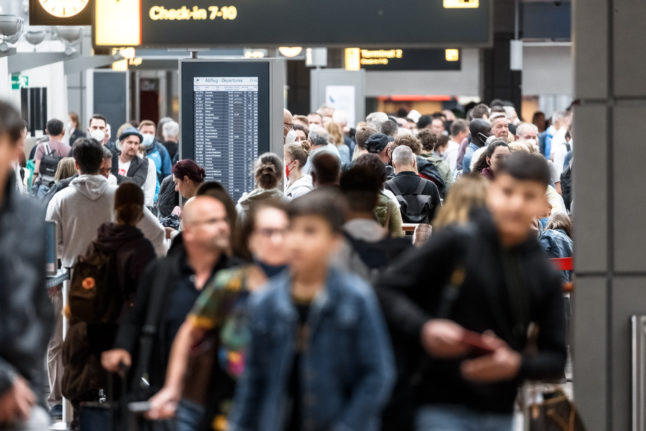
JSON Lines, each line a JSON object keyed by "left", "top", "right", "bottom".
{"left": 285, "top": 161, "right": 292, "bottom": 178}
{"left": 67, "top": 122, "right": 74, "bottom": 131}
{"left": 141, "top": 133, "right": 155, "bottom": 148}
{"left": 90, "top": 129, "right": 105, "bottom": 143}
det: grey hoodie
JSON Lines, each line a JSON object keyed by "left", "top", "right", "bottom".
{"left": 46, "top": 174, "right": 166, "bottom": 267}
{"left": 236, "top": 188, "right": 285, "bottom": 222}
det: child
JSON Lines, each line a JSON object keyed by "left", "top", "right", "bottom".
{"left": 376, "top": 152, "right": 567, "bottom": 431}
{"left": 229, "top": 189, "right": 395, "bottom": 431}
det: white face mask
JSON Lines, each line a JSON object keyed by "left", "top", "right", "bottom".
{"left": 90, "top": 129, "right": 105, "bottom": 143}
{"left": 67, "top": 122, "right": 74, "bottom": 131}
{"left": 141, "top": 133, "right": 155, "bottom": 148}
{"left": 524, "top": 138, "right": 538, "bottom": 150}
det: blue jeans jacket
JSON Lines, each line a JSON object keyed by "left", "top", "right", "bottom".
{"left": 228, "top": 268, "right": 395, "bottom": 431}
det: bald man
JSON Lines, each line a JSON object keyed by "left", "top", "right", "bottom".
{"left": 103, "top": 195, "right": 238, "bottom": 429}
{"left": 283, "top": 109, "right": 293, "bottom": 138}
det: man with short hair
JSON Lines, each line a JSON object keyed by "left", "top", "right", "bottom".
{"left": 45, "top": 138, "right": 166, "bottom": 413}
{"left": 462, "top": 119, "right": 491, "bottom": 174}
{"left": 302, "top": 127, "right": 340, "bottom": 175}
{"left": 103, "top": 195, "right": 237, "bottom": 428}
{"left": 386, "top": 145, "right": 441, "bottom": 224}
{"left": 283, "top": 109, "right": 294, "bottom": 139}
{"left": 318, "top": 104, "right": 335, "bottom": 126}
{"left": 34, "top": 119, "right": 70, "bottom": 182}
{"left": 351, "top": 125, "right": 378, "bottom": 161}
{"left": 377, "top": 152, "right": 566, "bottom": 431}
{"left": 311, "top": 152, "right": 341, "bottom": 188}
{"left": 447, "top": 119, "right": 469, "bottom": 172}
{"left": 430, "top": 118, "right": 446, "bottom": 136}
{"left": 139, "top": 120, "right": 172, "bottom": 186}
{"left": 87, "top": 114, "right": 110, "bottom": 146}
{"left": 490, "top": 112, "right": 510, "bottom": 139}
{"left": 307, "top": 112, "right": 323, "bottom": 128}
{"left": 162, "top": 120, "right": 180, "bottom": 163}
{"left": 366, "top": 112, "right": 388, "bottom": 131}
{"left": 381, "top": 119, "right": 399, "bottom": 138}
{"left": 0, "top": 101, "right": 53, "bottom": 429}
{"left": 515, "top": 122, "right": 539, "bottom": 148}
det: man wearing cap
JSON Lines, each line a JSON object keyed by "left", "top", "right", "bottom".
{"left": 365, "top": 132, "right": 396, "bottom": 180}
{"left": 117, "top": 127, "right": 149, "bottom": 187}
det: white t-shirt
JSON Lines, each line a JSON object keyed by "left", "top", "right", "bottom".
{"left": 445, "top": 139, "right": 461, "bottom": 172}
{"left": 118, "top": 160, "right": 131, "bottom": 177}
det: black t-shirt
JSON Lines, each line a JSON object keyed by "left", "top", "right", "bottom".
{"left": 285, "top": 300, "right": 311, "bottom": 431}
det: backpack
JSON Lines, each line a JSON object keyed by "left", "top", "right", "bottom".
{"left": 561, "top": 160, "right": 573, "bottom": 211}
{"left": 68, "top": 246, "right": 119, "bottom": 325}
{"left": 386, "top": 178, "right": 434, "bottom": 224}
{"left": 39, "top": 142, "right": 63, "bottom": 183}
{"left": 416, "top": 157, "right": 447, "bottom": 198}
{"left": 344, "top": 233, "right": 411, "bottom": 270}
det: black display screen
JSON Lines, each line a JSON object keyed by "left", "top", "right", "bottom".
{"left": 141, "top": 0, "right": 491, "bottom": 47}
{"left": 180, "top": 61, "right": 270, "bottom": 203}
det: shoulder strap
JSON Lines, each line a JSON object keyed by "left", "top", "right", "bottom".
{"left": 131, "top": 263, "right": 172, "bottom": 391}
{"left": 42, "top": 142, "right": 52, "bottom": 156}
{"left": 385, "top": 179, "right": 402, "bottom": 196}
{"left": 414, "top": 178, "right": 427, "bottom": 195}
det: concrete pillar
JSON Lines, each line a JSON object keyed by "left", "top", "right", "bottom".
{"left": 572, "top": 0, "right": 646, "bottom": 429}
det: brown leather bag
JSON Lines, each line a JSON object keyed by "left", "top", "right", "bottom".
{"left": 528, "top": 388, "right": 586, "bottom": 431}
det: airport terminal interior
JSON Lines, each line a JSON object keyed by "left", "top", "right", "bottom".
{"left": 0, "top": 0, "right": 644, "bottom": 430}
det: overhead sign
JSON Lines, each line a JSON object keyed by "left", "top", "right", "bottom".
{"left": 345, "top": 48, "right": 462, "bottom": 71}
{"left": 95, "top": 0, "right": 491, "bottom": 47}
{"left": 29, "top": 0, "right": 92, "bottom": 25}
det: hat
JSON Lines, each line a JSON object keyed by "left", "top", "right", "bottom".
{"left": 365, "top": 133, "right": 394, "bottom": 154}
{"left": 118, "top": 127, "right": 143, "bottom": 143}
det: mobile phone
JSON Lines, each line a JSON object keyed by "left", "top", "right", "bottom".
{"left": 461, "top": 330, "right": 496, "bottom": 356}
{"left": 128, "top": 401, "right": 151, "bottom": 414}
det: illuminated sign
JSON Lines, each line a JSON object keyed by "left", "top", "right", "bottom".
{"left": 95, "top": 0, "right": 142, "bottom": 46}
{"left": 444, "top": 0, "right": 479, "bottom": 8}
{"left": 345, "top": 48, "right": 461, "bottom": 71}
{"left": 110, "top": 0, "right": 491, "bottom": 48}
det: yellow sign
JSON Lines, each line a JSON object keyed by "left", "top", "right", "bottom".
{"left": 95, "top": 0, "right": 141, "bottom": 46}
{"left": 345, "top": 48, "right": 361, "bottom": 71}
{"left": 443, "top": 0, "right": 479, "bottom": 8}
{"left": 445, "top": 49, "right": 460, "bottom": 62}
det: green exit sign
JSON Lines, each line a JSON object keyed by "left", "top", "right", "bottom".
{"left": 11, "top": 75, "right": 29, "bottom": 90}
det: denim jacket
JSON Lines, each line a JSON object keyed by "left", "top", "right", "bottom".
{"left": 228, "top": 268, "right": 395, "bottom": 431}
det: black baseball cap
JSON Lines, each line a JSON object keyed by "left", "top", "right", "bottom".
{"left": 365, "top": 133, "right": 394, "bottom": 154}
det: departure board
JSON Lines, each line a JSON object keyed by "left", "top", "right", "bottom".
{"left": 180, "top": 61, "right": 275, "bottom": 206}
{"left": 193, "top": 77, "right": 259, "bottom": 202}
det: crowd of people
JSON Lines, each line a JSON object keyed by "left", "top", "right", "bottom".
{"left": 0, "top": 97, "right": 574, "bottom": 431}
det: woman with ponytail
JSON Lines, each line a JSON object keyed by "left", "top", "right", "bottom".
{"left": 236, "top": 152, "right": 284, "bottom": 221}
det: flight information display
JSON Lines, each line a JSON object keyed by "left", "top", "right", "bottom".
{"left": 193, "top": 77, "right": 259, "bottom": 203}
{"left": 140, "top": 0, "right": 491, "bottom": 47}
{"left": 180, "top": 61, "right": 271, "bottom": 205}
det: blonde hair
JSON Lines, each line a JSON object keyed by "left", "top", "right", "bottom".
{"left": 54, "top": 157, "right": 77, "bottom": 182}
{"left": 326, "top": 122, "right": 344, "bottom": 147}
{"left": 433, "top": 174, "right": 488, "bottom": 230}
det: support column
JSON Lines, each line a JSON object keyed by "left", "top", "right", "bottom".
{"left": 572, "top": 0, "right": 646, "bottom": 429}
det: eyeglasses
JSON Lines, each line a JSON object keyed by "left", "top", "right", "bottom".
{"left": 186, "top": 216, "right": 228, "bottom": 227}
{"left": 255, "top": 227, "right": 287, "bottom": 238}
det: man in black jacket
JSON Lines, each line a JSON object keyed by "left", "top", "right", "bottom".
{"left": 0, "top": 101, "right": 53, "bottom": 428}
{"left": 385, "top": 145, "right": 441, "bottom": 224}
{"left": 376, "top": 152, "right": 566, "bottom": 431}
{"left": 102, "top": 192, "right": 238, "bottom": 429}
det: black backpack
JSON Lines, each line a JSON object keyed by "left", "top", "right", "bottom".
{"left": 68, "top": 246, "right": 119, "bottom": 325}
{"left": 39, "top": 142, "right": 63, "bottom": 182}
{"left": 386, "top": 178, "right": 434, "bottom": 224}
{"left": 416, "top": 157, "right": 446, "bottom": 198}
